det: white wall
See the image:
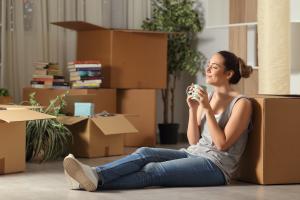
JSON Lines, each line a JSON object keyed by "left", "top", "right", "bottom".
{"left": 291, "top": 23, "right": 300, "bottom": 94}
{"left": 196, "top": 0, "right": 229, "bottom": 92}
{"left": 291, "top": 0, "right": 300, "bottom": 22}
{"left": 290, "top": 0, "right": 300, "bottom": 94}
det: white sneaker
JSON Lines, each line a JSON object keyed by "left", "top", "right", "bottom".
{"left": 63, "top": 154, "right": 98, "bottom": 192}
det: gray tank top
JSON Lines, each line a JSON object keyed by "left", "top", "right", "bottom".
{"left": 182, "top": 93, "right": 252, "bottom": 184}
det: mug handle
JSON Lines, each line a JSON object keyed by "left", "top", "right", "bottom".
{"left": 186, "top": 85, "right": 193, "bottom": 95}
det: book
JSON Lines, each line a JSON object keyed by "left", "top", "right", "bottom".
{"left": 68, "top": 67, "right": 102, "bottom": 72}
{"left": 68, "top": 60, "right": 101, "bottom": 65}
{"left": 67, "top": 64, "right": 102, "bottom": 69}
{"left": 69, "top": 71, "right": 101, "bottom": 77}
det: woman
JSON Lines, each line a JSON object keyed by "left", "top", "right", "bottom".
{"left": 63, "top": 50, "right": 253, "bottom": 192}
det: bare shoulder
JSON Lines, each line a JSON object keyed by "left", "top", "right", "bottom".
{"left": 233, "top": 97, "right": 252, "bottom": 114}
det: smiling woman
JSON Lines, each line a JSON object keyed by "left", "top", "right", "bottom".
{"left": 205, "top": 51, "right": 253, "bottom": 86}
{"left": 62, "top": 51, "right": 253, "bottom": 191}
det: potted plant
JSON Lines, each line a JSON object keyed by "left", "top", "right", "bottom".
{"left": 0, "top": 88, "right": 12, "bottom": 104}
{"left": 142, "top": 0, "right": 206, "bottom": 144}
{"left": 26, "top": 92, "right": 73, "bottom": 162}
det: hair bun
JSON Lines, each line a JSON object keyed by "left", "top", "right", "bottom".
{"left": 238, "top": 57, "right": 253, "bottom": 78}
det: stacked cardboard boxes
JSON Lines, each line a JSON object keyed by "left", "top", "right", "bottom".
{"left": 51, "top": 21, "right": 168, "bottom": 147}
{"left": 22, "top": 21, "right": 168, "bottom": 158}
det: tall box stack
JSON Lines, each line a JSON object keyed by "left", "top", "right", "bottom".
{"left": 52, "top": 21, "right": 168, "bottom": 147}
{"left": 22, "top": 21, "right": 168, "bottom": 159}
{"left": 238, "top": 95, "right": 300, "bottom": 184}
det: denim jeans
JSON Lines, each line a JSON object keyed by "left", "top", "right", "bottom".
{"left": 96, "top": 147, "right": 226, "bottom": 190}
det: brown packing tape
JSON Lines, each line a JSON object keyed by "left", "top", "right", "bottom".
{"left": 0, "top": 158, "right": 4, "bottom": 175}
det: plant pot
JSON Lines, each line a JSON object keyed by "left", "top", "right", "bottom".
{"left": 0, "top": 96, "right": 12, "bottom": 104}
{"left": 158, "top": 123, "right": 179, "bottom": 144}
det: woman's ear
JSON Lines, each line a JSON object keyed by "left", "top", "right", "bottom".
{"left": 226, "top": 70, "right": 234, "bottom": 80}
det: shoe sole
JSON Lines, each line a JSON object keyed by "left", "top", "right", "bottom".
{"left": 63, "top": 157, "right": 97, "bottom": 192}
{"left": 64, "top": 169, "right": 81, "bottom": 190}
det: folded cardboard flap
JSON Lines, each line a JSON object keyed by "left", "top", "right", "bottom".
{"left": 57, "top": 116, "right": 88, "bottom": 125}
{"left": 52, "top": 21, "right": 105, "bottom": 31}
{"left": 90, "top": 115, "right": 138, "bottom": 135}
{"left": 52, "top": 21, "right": 169, "bottom": 35}
{"left": 0, "top": 109, "right": 55, "bottom": 123}
{"left": 0, "top": 105, "right": 43, "bottom": 110}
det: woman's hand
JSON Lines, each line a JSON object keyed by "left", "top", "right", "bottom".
{"left": 197, "top": 87, "right": 210, "bottom": 110}
{"left": 186, "top": 95, "right": 199, "bottom": 110}
{"left": 186, "top": 84, "right": 199, "bottom": 110}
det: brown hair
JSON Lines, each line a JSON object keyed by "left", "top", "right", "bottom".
{"left": 218, "top": 50, "right": 253, "bottom": 84}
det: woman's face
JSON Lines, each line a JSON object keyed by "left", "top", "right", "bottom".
{"left": 205, "top": 53, "right": 231, "bottom": 86}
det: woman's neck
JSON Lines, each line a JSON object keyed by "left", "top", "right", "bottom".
{"left": 212, "top": 85, "right": 236, "bottom": 99}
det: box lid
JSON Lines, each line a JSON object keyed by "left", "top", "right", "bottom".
{"left": 0, "top": 109, "right": 55, "bottom": 123}
{"left": 91, "top": 115, "right": 138, "bottom": 135}
{"left": 52, "top": 21, "right": 107, "bottom": 31}
{"left": 52, "top": 21, "right": 169, "bottom": 35}
{"left": 0, "top": 105, "right": 43, "bottom": 110}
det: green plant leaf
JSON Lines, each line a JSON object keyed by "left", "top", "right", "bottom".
{"left": 26, "top": 92, "right": 72, "bottom": 162}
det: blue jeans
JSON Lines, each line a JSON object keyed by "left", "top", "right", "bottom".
{"left": 96, "top": 147, "right": 226, "bottom": 190}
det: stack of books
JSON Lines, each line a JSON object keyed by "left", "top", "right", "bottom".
{"left": 30, "top": 62, "right": 70, "bottom": 89}
{"left": 67, "top": 61, "right": 102, "bottom": 89}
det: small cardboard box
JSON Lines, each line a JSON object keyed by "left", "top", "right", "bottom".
{"left": 23, "top": 88, "right": 116, "bottom": 113}
{"left": 58, "top": 115, "right": 138, "bottom": 158}
{"left": 52, "top": 21, "right": 168, "bottom": 89}
{"left": 0, "top": 105, "right": 55, "bottom": 174}
{"left": 238, "top": 95, "right": 300, "bottom": 184}
{"left": 117, "top": 89, "right": 157, "bottom": 147}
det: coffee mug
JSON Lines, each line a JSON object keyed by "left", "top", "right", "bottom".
{"left": 186, "top": 84, "right": 207, "bottom": 102}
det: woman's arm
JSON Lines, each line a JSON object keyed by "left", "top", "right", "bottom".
{"left": 187, "top": 104, "right": 203, "bottom": 145}
{"left": 204, "top": 98, "right": 252, "bottom": 151}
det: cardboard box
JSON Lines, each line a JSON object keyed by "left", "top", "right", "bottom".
{"left": 58, "top": 115, "right": 138, "bottom": 158}
{"left": 117, "top": 89, "right": 157, "bottom": 147}
{"left": 23, "top": 88, "right": 116, "bottom": 113}
{"left": 52, "top": 21, "right": 168, "bottom": 89}
{"left": 0, "top": 106, "right": 55, "bottom": 174}
{"left": 238, "top": 95, "right": 300, "bottom": 184}
{"left": 0, "top": 96, "right": 12, "bottom": 104}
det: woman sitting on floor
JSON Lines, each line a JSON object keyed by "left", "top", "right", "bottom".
{"left": 63, "top": 50, "right": 253, "bottom": 191}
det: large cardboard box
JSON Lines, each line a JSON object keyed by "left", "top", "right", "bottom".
{"left": 52, "top": 21, "right": 168, "bottom": 89}
{"left": 238, "top": 96, "right": 300, "bottom": 184}
{"left": 58, "top": 115, "right": 138, "bottom": 158}
{"left": 117, "top": 89, "right": 157, "bottom": 147}
{"left": 23, "top": 88, "right": 116, "bottom": 113}
{"left": 0, "top": 105, "right": 55, "bottom": 174}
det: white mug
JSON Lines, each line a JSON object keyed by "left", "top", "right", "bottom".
{"left": 186, "top": 84, "right": 207, "bottom": 102}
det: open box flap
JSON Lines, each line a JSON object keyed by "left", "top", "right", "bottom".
{"left": 0, "top": 109, "right": 55, "bottom": 123}
{"left": 52, "top": 21, "right": 108, "bottom": 31}
{"left": 57, "top": 116, "right": 88, "bottom": 125}
{"left": 90, "top": 115, "right": 138, "bottom": 135}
